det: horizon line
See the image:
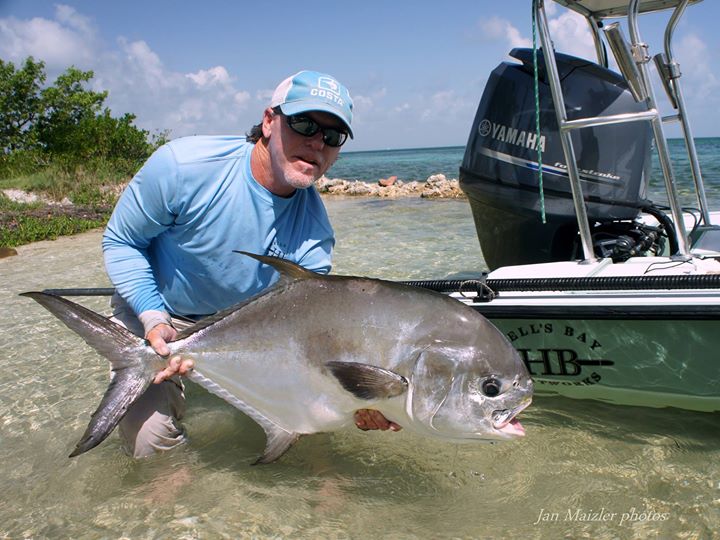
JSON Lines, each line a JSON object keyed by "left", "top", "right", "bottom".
{"left": 340, "top": 136, "right": 720, "bottom": 155}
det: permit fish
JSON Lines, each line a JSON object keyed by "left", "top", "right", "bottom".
{"left": 21, "top": 252, "right": 533, "bottom": 463}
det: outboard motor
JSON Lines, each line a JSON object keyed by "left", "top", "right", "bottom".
{"left": 460, "top": 48, "right": 659, "bottom": 270}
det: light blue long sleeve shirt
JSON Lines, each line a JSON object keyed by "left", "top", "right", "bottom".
{"left": 102, "top": 136, "right": 334, "bottom": 318}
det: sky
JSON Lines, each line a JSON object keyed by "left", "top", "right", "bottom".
{"left": 1, "top": 0, "right": 718, "bottom": 152}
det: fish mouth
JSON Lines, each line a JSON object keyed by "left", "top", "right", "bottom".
{"left": 492, "top": 401, "right": 531, "bottom": 437}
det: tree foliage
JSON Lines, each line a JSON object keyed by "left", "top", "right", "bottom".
{"left": 0, "top": 57, "right": 46, "bottom": 152}
{"left": 0, "top": 57, "right": 164, "bottom": 164}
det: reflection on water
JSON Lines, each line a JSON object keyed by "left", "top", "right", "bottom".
{"left": 1, "top": 198, "right": 719, "bottom": 538}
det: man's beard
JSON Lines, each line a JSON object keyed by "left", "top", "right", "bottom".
{"left": 282, "top": 168, "right": 317, "bottom": 190}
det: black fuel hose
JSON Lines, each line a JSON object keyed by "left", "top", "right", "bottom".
{"left": 641, "top": 203, "right": 679, "bottom": 256}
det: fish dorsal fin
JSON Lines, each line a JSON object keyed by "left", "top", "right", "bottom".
{"left": 326, "top": 361, "right": 408, "bottom": 400}
{"left": 174, "top": 252, "right": 318, "bottom": 341}
{"left": 234, "top": 251, "right": 318, "bottom": 280}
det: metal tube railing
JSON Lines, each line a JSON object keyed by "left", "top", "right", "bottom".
{"left": 664, "top": 0, "right": 710, "bottom": 225}
{"left": 628, "top": 0, "right": 691, "bottom": 259}
{"left": 536, "top": 0, "right": 597, "bottom": 263}
{"left": 532, "top": 0, "right": 700, "bottom": 261}
{"left": 561, "top": 110, "right": 658, "bottom": 131}
{"left": 585, "top": 14, "right": 608, "bottom": 68}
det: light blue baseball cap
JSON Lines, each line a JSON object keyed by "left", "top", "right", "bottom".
{"left": 270, "top": 70, "right": 354, "bottom": 138}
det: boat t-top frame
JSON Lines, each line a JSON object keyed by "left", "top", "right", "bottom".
{"left": 537, "top": 0, "right": 707, "bottom": 262}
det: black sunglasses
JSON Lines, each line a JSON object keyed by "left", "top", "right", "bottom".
{"left": 282, "top": 113, "right": 348, "bottom": 148}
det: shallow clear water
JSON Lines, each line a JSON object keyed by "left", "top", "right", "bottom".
{"left": 2, "top": 196, "right": 719, "bottom": 538}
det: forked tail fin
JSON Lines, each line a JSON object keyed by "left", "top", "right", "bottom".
{"left": 20, "top": 292, "right": 156, "bottom": 456}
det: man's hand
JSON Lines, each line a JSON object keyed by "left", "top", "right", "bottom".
{"left": 354, "top": 409, "right": 402, "bottom": 432}
{"left": 146, "top": 323, "right": 195, "bottom": 384}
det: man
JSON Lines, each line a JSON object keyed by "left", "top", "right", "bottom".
{"left": 103, "top": 70, "right": 399, "bottom": 458}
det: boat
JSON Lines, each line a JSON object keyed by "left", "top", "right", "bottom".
{"left": 449, "top": 0, "right": 720, "bottom": 412}
{"left": 42, "top": 0, "right": 719, "bottom": 413}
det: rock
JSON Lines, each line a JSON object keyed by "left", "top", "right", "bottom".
{"left": 315, "top": 176, "right": 338, "bottom": 192}
{"left": 378, "top": 175, "right": 397, "bottom": 187}
{"left": 328, "top": 182, "right": 351, "bottom": 194}
{"left": 421, "top": 174, "right": 464, "bottom": 198}
{"left": 403, "top": 181, "right": 422, "bottom": 193}
{"left": 0, "top": 246, "right": 18, "bottom": 258}
{"left": 2, "top": 188, "right": 77, "bottom": 206}
{"left": 378, "top": 186, "right": 400, "bottom": 198}
{"left": 2, "top": 189, "right": 41, "bottom": 204}
{"left": 346, "top": 182, "right": 374, "bottom": 196}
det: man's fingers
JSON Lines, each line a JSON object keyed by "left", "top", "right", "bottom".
{"left": 147, "top": 325, "right": 186, "bottom": 382}
{"left": 153, "top": 356, "right": 194, "bottom": 384}
{"left": 169, "top": 356, "right": 182, "bottom": 369}
{"left": 146, "top": 323, "right": 177, "bottom": 356}
{"left": 178, "top": 359, "right": 195, "bottom": 376}
{"left": 149, "top": 334, "right": 170, "bottom": 356}
{"left": 354, "top": 409, "right": 401, "bottom": 432}
{"left": 153, "top": 370, "right": 169, "bottom": 384}
{"left": 354, "top": 411, "right": 369, "bottom": 430}
{"left": 370, "top": 412, "right": 390, "bottom": 431}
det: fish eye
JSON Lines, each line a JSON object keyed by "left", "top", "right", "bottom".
{"left": 481, "top": 377, "right": 501, "bottom": 397}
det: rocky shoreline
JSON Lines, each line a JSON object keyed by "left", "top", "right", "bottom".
{"left": 317, "top": 174, "right": 465, "bottom": 199}
{"left": 3, "top": 174, "right": 466, "bottom": 206}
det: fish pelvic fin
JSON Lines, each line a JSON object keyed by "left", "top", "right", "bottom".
{"left": 326, "top": 361, "right": 409, "bottom": 400}
{"left": 21, "top": 292, "right": 154, "bottom": 457}
{"left": 233, "top": 251, "right": 318, "bottom": 280}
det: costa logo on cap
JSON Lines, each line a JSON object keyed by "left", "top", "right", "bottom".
{"left": 270, "top": 70, "right": 354, "bottom": 138}
{"left": 311, "top": 76, "right": 344, "bottom": 106}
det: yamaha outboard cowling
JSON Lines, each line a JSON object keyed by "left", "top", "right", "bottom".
{"left": 460, "top": 48, "right": 654, "bottom": 270}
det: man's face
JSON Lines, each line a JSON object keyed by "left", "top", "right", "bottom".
{"left": 264, "top": 109, "right": 345, "bottom": 192}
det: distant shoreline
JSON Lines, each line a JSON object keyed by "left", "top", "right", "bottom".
{"left": 2, "top": 173, "right": 465, "bottom": 207}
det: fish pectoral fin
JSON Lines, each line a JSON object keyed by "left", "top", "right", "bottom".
{"left": 70, "top": 367, "right": 153, "bottom": 457}
{"left": 254, "top": 425, "right": 301, "bottom": 465}
{"left": 326, "top": 361, "right": 408, "bottom": 400}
